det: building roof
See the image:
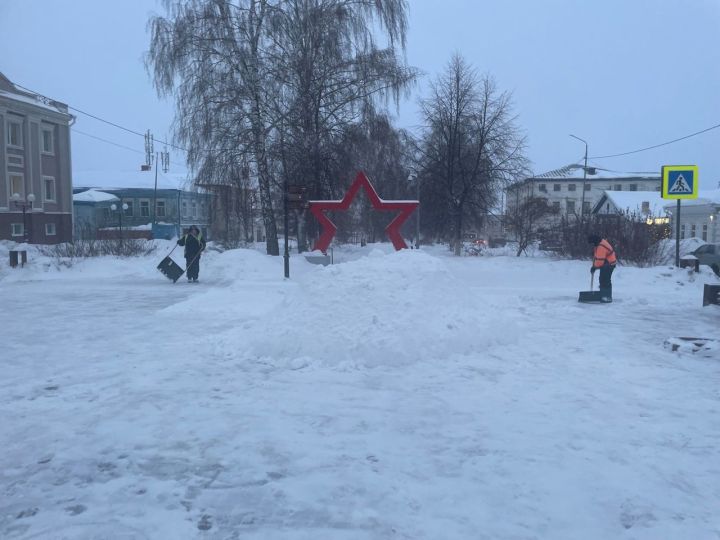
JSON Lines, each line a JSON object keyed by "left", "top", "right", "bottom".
{"left": 0, "top": 71, "right": 70, "bottom": 115}
{"left": 73, "top": 169, "right": 192, "bottom": 190}
{"left": 597, "top": 190, "right": 667, "bottom": 216}
{"left": 663, "top": 189, "right": 720, "bottom": 209}
{"left": 529, "top": 163, "right": 659, "bottom": 181}
{"left": 73, "top": 189, "right": 119, "bottom": 203}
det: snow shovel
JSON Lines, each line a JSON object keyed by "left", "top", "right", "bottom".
{"left": 578, "top": 272, "right": 603, "bottom": 303}
{"left": 157, "top": 244, "right": 184, "bottom": 283}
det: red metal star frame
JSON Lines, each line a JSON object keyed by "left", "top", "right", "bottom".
{"left": 309, "top": 171, "right": 419, "bottom": 253}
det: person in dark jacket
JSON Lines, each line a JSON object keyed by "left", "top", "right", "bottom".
{"left": 588, "top": 234, "right": 617, "bottom": 302}
{"left": 177, "top": 225, "right": 206, "bottom": 282}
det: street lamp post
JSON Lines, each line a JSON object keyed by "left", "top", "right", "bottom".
{"left": 409, "top": 172, "right": 420, "bottom": 248}
{"left": 110, "top": 201, "right": 129, "bottom": 244}
{"left": 569, "top": 134, "right": 588, "bottom": 224}
{"left": 11, "top": 192, "right": 35, "bottom": 243}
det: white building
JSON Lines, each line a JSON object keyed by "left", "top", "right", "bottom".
{"left": 664, "top": 189, "right": 720, "bottom": 243}
{"left": 592, "top": 190, "right": 669, "bottom": 224}
{"left": 506, "top": 164, "right": 661, "bottom": 219}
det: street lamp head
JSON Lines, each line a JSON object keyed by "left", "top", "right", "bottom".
{"left": 11, "top": 192, "right": 20, "bottom": 201}
{"left": 569, "top": 134, "right": 587, "bottom": 145}
{"left": 122, "top": 203, "right": 129, "bottom": 211}
{"left": 110, "top": 203, "right": 117, "bottom": 211}
{"left": 27, "top": 193, "right": 35, "bottom": 203}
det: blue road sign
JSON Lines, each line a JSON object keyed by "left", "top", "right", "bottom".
{"left": 661, "top": 165, "right": 699, "bottom": 199}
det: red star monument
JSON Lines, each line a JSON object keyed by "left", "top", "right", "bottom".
{"left": 308, "top": 171, "right": 419, "bottom": 253}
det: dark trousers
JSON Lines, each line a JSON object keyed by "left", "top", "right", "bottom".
{"left": 186, "top": 256, "right": 200, "bottom": 280}
{"left": 599, "top": 265, "right": 614, "bottom": 297}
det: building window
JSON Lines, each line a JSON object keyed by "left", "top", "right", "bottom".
{"left": 690, "top": 224, "right": 696, "bottom": 238}
{"left": 584, "top": 183, "right": 591, "bottom": 191}
{"left": 124, "top": 201, "right": 133, "bottom": 217}
{"left": 630, "top": 184, "right": 638, "bottom": 191}
{"left": 552, "top": 201, "right": 560, "bottom": 211}
{"left": 680, "top": 224, "right": 685, "bottom": 239}
{"left": 614, "top": 185, "right": 622, "bottom": 191}
{"left": 45, "top": 223, "right": 56, "bottom": 236}
{"left": 11, "top": 223, "right": 24, "bottom": 237}
{"left": 641, "top": 201, "right": 650, "bottom": 214}
{"left": 156, "top": 200, "right": 166, "bottom": 218}
{"left": 41, "top": 125, "right": 54, "bottom": 154}
{"left": 583, "top": 201, "right": 591, "bottom": 214}
{"left": 7, "top": 120, "right": 23, "bottom": 148}
{"left": 43, "top": 176, "right": 56, "bottom": 202}
{"left": 702, "top": 224, "right": 708, "bottom": 241}
{"left": 566, "top": 200, "right": 576, "bottom": 214}
{"left": 140, "top": 200, "right": 150, "bottom": 217}
{"left": 182, "top": 200, "right": 188, "bottom": 217}
{"left": 10, "top": 173, "right": 24, "bottom": 198}
{"left": 539, "top": 184, "right": 547, "bottom": 193}
{"left": 191, "top": 201, "right": 197, "bottom": 218}
{"left": 553, "top": 184, "right": 561, "bottom": 192}
{"left": 568, "top": 184, "right": 576, "bottom": 192}
{"left": 200, "top": 201, "right": 206, "bottom": 217}
{"left": 7, "top": 155, "right": 23, "bottom": 167}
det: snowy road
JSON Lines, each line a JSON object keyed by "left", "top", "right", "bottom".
{"left": 1, "top": 245, "right": 719, "bottom": 539}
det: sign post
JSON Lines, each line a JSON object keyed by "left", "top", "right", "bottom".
{"left": 284, "top": 185, "right": 307, "bottom": 278}
{"left": 661, "top": 165, "right": 699, "bottom": 267}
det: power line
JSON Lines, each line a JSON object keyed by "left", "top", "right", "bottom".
{"left": 70, "top": 105, "right": 188, "bottom": 154}
{"left": 72, "top": 128, "right": 145, "bottom": 155}
{"left": 589, "top": 122, "right": 720, "bottom": 159}
{"left": 13, "top": 81, "right": 188, "bottom": 153}
{"left": 18, "top": 80, "right": 719, "bottom": 165}
{"left": 72, "top": 128, "right": 190, "bottom": 172}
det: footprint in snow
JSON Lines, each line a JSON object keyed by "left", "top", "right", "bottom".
{"left": 16, "top": 508, "right": 38, "bottom": 519}
{"left": 198, "top": 514, "right": 212, "bottom": 531}
{"left": 65, "top": 504, "right": 87, "bottom": 516}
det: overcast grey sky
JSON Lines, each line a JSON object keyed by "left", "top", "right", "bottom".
{"left": 1, "top": 0, "right": 719, "bottom": 186}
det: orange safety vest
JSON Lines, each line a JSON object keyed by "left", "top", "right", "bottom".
{"left": 593, "top": 239, "right": 617, "bottom": 268}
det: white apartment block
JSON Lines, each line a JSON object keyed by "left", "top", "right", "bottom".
{"left": 506, "top": 164, "right": 661, "bottom": 218}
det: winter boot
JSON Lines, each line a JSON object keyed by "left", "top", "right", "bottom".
{"left": 600, "top": 287, "right": 612, "bottom": 303}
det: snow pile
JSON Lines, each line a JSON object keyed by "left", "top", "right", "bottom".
{"left": 205, "top": 249, "right": 519, "bottom": 369}
{"left": 655, "top": 237, "right": 708, "bottom": 264}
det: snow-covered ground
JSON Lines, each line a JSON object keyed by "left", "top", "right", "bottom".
{"left": 1, "top": 242, "right": 719, "bottom": 539}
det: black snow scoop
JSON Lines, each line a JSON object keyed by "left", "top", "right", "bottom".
{"left": 578, "top": 272, "right": 603, "bottom": 303}
{"left": 157, "top": 244, "right": 185, "bottom": 283}
{"left": 157, "top": 255, "right": 184, "bottom": 283}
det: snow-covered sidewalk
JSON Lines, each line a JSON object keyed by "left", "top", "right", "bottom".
{"left": 1, "top": 245, "right": 718, "bottom": 539}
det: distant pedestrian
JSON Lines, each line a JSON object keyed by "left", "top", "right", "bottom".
{"left": 588, "top": 234, "right": 617, "bottom": 302}
{"left": 177, "top": 225, "right": 206, "bottom": 282}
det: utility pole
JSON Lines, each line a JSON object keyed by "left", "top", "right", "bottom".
{"left": 569, "top": 134, "right": 588, "bottom": 225}
{"left": 153, "top": 146, "right": 169, "bottom": 228}
{"left": 145, "top": 130, "right": 170, "bottom": 229}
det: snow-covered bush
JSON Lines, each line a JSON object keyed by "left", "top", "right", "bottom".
{"left": 38, "top": 239, "right": 157, "bottom": 261}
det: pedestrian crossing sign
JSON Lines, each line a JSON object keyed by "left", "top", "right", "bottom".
{"left": 662, "top": 165, "right": 698, "bottom": 199}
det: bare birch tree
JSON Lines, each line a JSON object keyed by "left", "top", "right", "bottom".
{"left": 148, "top": 0, "right": 282, "bottom": 255}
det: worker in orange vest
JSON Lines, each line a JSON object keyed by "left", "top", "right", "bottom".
{"left": 588, "top": 234, "right": 617, "bottom": 303}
